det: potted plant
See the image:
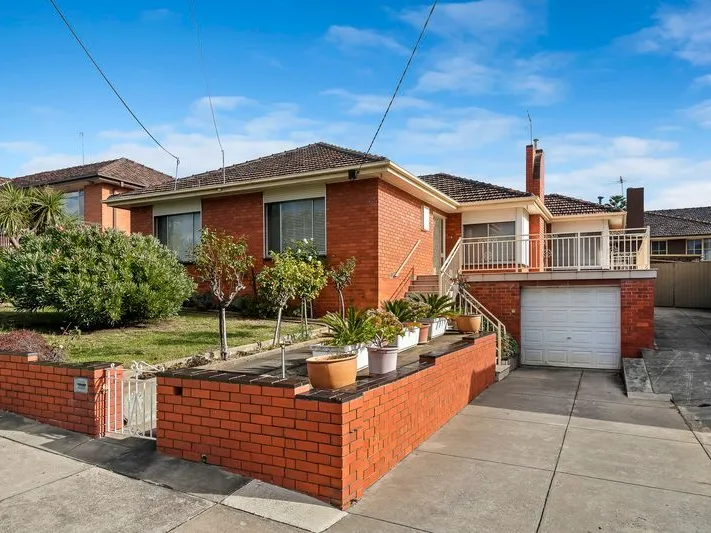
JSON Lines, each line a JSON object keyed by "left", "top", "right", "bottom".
{"left": 453, "top": 307, "right": 483, "bottom": 334}
{"left": 383, "top": 299, "right": 420, "bottom": 352}
{"left": 408, "top": 294, "right": 454, "bottom": 340}
{"left": 366, "top": 308, "right": 402, "bottom": 374}
{"left": 306, "top": 352, "right": 358, "bottom": 389}
{"left": 406, "top": 299, "right": 431, "bottom": 344}
{"left": 311, "top": 308, "right": 374, "bottom": 370}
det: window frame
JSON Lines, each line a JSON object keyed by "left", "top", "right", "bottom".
{"left": 687, "top": 239, "right": 703, "bottom": 256}
{"left": 63, "top": 190, "right": 85, "bottom": 220}
{"left": 263, "top": 197, "right": 327, "bottom": 257}
{"left": 651, "top": 240, "right": 668, "bottom": 255}
{"left": 153, "top": 211, "right": 202, "bottom": 264}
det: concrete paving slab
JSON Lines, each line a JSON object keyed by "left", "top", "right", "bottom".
{"left": 540, "top": 472, "right": 711, "bottom": 533}
{"left": 557, "top": 427, "right": 711, "bottom": 497}
{"left": 327, "top": 514, "right": 422, "bottom": 532}
{"left": 695, "top": 431, "right": 711, "bottom": 446}
{"left": 507, "top": 367, "right": 582, "bottom": 382}
{"left": 0, "top": 411, "right": 90, "bottom": 453}
{"left": 223, "top": 480, "right": 346, "bottom": 533}
{"left": 419, "top": 414, "right": 566, "bottom": 470}
{"left": 64, "top": 439, "right": 134, "bottom": 467}
{"left": 173, "top": 503, "right": 303, "bottom": 532}
{"left": 487, "top": 373, "right": 580, "bottom": 399}
{"left": 571, "top": 399, "right": 697, "bottom": 443}
{"left": 106, "top": 444, "right": 250, "bottom": 503}
{"left": 464, "top": 390, "right": 573, "bottom": 426}
{"left": 0, "top": 467, "right": 213, "bottom": 533}
{"left": 349, "top": 451, "right": 552, "bottom": 533}
{"left": 677, "top": 405, "right": 711, "bottom": 432}
{"left": 0, "top": 437, "right": 90, "bottom": 500}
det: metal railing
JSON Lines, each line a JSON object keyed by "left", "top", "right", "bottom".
{"left": 106, "top": 361, "right": 162, "bottom": 440}
{"left": 460, "top": 228, "right": 650, "bottom": 272}
{"left": 391, "top": 239, "right": 421, "bottom": 278}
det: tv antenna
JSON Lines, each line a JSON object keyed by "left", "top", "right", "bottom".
{"left": 526, "top": 110, "right": 533, "bottom": 145}
{"left": 79, "top": 132, "right": 85, "bottom": 164}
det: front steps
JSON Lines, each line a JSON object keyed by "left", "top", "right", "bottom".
{"left": 405, "top": 274, "right": 439, "bottom": 297}
{"left": 622, "top": 357, "right": 672, "bottom": 402}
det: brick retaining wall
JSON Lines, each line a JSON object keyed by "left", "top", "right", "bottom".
{"left": 156, "top": 333, "right": 496, "bottom": 509}
{"left": 0, "top": 353, "right": 121, "bottom": 437}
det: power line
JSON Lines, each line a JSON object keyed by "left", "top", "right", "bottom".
{"left": 188, "top": 0, "right": 226, "bottom": 183}
{"left": 360, "top": 0, "right": 438, "bottom": 164}
{"left": 47, "top": 0, "right": 180, "bottom": 176}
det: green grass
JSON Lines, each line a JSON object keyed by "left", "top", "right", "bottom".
{"left": 0, "top": 307, "right": 302, "bottom": 366}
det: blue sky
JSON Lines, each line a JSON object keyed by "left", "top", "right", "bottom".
{"left": 1, "top": 0, "right": 711, "bottom": 208}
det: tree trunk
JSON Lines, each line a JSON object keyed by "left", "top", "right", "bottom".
{"left": 338, "top": 290, "right": 345, "bottom": 318}
{"left": 273, "top": 307, "right": 283, "bottom": 347}
{"left": 304, "top": 300, "right": 309, "bottom": 339}
{"left": 219, "top": 306, "right": 228, "bottom": 360}
{"left": 10, "top": 236, "right": 20, "bottom": 249}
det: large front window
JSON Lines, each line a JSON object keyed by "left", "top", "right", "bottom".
{"left": 651, "top": 240, "right": 667, "bottom": 255}
{"left": 154, "top": 212, "right": 201, "bottom": 262}
{"left": 63, "top": 190, "right": 84, "bottom": 220}
{"left": 265, "top": 198, "right": 326, "bottom": 255}
{"left": 687, "top": 238, "right": 711, "bottom": 260}
{"left": 463, "top": 221, "right": 516, "bottom": 265}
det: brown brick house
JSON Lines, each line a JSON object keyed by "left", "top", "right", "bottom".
{"left": 10, "top": 158, "right": 171, "bottom": 232}
{"left": 645, "top": 206, "right": 711, "bottom": 262}
{"left": 107, "top": 141, "right": 656, "bottom": 368}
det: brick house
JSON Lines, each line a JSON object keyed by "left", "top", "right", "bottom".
{"left": 9, "top": 158, "right": 171, "bottom": 231}
{"left": 107, "top": 142, "right": 655, "bottom": 369}
{"left": 645, "top": 206, "right": 711, "bottom": 262}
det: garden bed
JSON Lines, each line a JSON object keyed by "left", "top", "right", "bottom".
{"left": 0, "top": 307, "right": 303, "bottom": 366}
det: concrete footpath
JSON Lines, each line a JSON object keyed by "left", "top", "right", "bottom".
{"left": 3, "top": 367, "right": 711, "bottom": 532}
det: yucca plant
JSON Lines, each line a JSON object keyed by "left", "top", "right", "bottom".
{"left": 408, "top": 293, "right": 455, "bottom": 318}
{"left": 382, "top": 299, "right": 415, "bottom": 323}
{"left": 322, "top": 307, "right": 375, "bottom": 347}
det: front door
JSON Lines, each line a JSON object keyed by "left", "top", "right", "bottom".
{"left": 433, "top": 216, "right": 445, "bottom": 273}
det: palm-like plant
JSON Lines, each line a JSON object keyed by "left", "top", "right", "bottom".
{"left": 30, "top": 187, "right": 67, "bottom": 232}
{"left": 382, "top": 299, "right": 415, "bottom": 323}
{"left": 408, "top": 293, "right": 455, "bottom": 318}
{"left": 0, "top": 184, "right": 69, "bottom": 248}
{"left": 322, "top": 307, "right": 375, "bottom": 346}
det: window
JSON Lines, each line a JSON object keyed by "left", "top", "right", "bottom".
{"left": 265, "top": 198, "right": 326, "bottom": 255}
{"left": 463, "top": 221, "right": 516, "bottom": 265}
{"left": 687, "top": 239, "right": 703, "bottom": 256}
{"left": 154, "top": 212, "right": 201, "bottom": 262}
{"left": 63, "top": 190, "right": 84, "bottom": 220}
{"left": 651, "top": 241, "right": 667, "bottom": 255}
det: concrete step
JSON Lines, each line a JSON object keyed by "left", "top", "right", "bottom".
{"left": 495, "top": 364, "right": 510, "bottom": 382}
{"left": 405, "top": 292, "right": 439, "bottom": 299}
{"left": 415, "top": 275, "right": 439, "bottom": 282}
{"left": 408, "top": 284, "right": 439, "bottom": 291}
{"left": 622, "top": 358, "right": 672, "bottom": 402}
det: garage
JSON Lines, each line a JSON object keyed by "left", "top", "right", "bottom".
{"left": 521, "top": 286, "right": 621, "bottom": 369}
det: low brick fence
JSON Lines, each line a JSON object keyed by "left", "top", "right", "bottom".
{"left": 0, "top": 352, "right": 122, "bottom": 437}
{"left": 156, "top": 333, "right": 496, "bottom": 509}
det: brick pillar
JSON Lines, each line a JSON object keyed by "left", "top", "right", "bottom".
{"left": 529, "top": 214, "right": 545, "bottom": 271}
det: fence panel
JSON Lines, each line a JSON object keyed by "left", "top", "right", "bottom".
{"left": 654, "top": 262, "right": 711, "bottom": 309}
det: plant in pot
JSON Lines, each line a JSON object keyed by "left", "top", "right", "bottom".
{"left": 452, "top": 306, "right": 483, "bottom": 334}
{"left": 383, "top": 299, "right": 420, "bottom": 352}
{"left": 305, "top": 351, "right": 359, "bottom": 390}
{"left": 408, "top": 293, "right": 454, "bottom": 339}
{"left": 311, "top": 307, "right": 375, "bottom": 370}
{"left": 366, "top": 308, "right": 402, "bottom": 374}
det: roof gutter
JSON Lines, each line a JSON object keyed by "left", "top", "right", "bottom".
{"left": 105, "top": 161, "right": 392, "bottom": 207}
{"left": 385, "top": 162, "right": 459, "bottom": 212}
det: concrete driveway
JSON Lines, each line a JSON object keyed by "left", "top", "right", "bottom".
{"left": 3, "top": 368, "right": 711, "bottom": 532}
{"left": 645, "top": 307, "right": 711, "bottom": 431}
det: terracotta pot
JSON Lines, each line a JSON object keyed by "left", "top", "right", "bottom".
{"left": 306, "top": 353, "right": 358, "bottom": 389}
{"left": 367, "top": 346, "right": 399, "bottom": 374}
{"left": 418, "top": 324, "right": 430, "bottom": 344}
{"left": 456, "top": 314, "right": 482, "bottom": 334}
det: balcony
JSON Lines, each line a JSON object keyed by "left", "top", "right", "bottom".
{"left": 452, "top": 228, "right": 651, "bottom": 273}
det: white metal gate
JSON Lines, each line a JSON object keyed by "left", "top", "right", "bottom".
{"left": 106, "top": 362, "right": 161, "bottom": 440}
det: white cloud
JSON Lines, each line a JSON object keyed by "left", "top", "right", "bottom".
{"left": 323, "top": 88, "right": 431, "bottom": 115}
{"left": 693, "top": 74, "right": 711, "bottom": 88}
{"left": 325, "top": 26, "right": 407, "bottom": 54}
{"left": 416, "top": 57, "right": 496, "bottom": 93}
{"left": 624, "top": 1, "right": 711, "bottom": 65}
{"left": 543, "top": 133, "right": 678, "bottom": 164}
{"left": 399, "top": 0, "right": 543, "bottom": 40}
{"left": 193, "top": 96, "right": 256, "bottom": 112}
{"left": 0, "top": 141, "right": 46, "bottom": 155}
{"left": 684, "top": 99, "right": 711, "bottom": 127}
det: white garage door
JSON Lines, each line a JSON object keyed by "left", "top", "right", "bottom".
{"left": 521, "top": 286, "right": 621, "bottom": 369}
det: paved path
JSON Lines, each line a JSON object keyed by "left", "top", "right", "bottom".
{"left": 3, "top": 368, "right": 711, "bottom": 532}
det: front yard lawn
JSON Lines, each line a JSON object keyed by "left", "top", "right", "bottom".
{"left": 0, "top": 307, "right": 302, "bottom": 366}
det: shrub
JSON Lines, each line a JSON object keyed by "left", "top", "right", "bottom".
{"left": 322, "top": 307, "right": 375, "bottom": 346}
{"left": 502, "top": 332, "right": 519, "bottom": 360}
{"left": 0, "top": 329, "right": 65, "bottom": 362}
{"left": 0, "top": 225, "right": 195, "bottom": 329}
{"left": 366, "top": 308, "right": 402, "bottom": 348}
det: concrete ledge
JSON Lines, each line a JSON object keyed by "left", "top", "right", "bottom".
{"left": 464, "top": 270, "right": 657, "bottom": 282}
{"left": 622, "top": 359, "right": 672, "bottom": 402}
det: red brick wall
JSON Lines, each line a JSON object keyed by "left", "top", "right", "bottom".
{"left": 446, "top": 213, "right": 462, "bottom": 255}
{"left": 0, "top": 354, "right": 121, "bottom": 437}
{"left": 130, "top": 205, "right": 153, "bottom": 235}
{"left": 621, "top": 278, "right": 655, "bottom": 357}
{"left": 156, "top": 334, "right": 496, "bottom": 509}
{"left": 84, "top": 184, "right": 131, "bottom": 232}
{"left": 466, "top": 278, "right": 655, "bottom": 358}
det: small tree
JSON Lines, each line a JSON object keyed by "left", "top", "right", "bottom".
{"left": 193, "top": 229, "right": 254, "bottom": 360}
{"left": 257, "top": 251, "right": 302, "bottom": 346}
{"left": 0, "top": 185, "right": 71, "bottom": 248}
{"left": 329, "top": 257, "right": 356, "bottom": 318}
{"left": 608, "top": 195, "right": 626, "bottom": 210}
{"left": 286, "top": 239, "right": 328, "bottom": 338}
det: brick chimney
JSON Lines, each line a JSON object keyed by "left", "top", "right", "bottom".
{"left": 525, "top": 139, "right": 545, "bottom": 201}
{"left": 626, "top": 187, "right": 645, "bottom": 228}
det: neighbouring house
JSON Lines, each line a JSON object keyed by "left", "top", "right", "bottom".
{"left": 9, "top": 159, "right": 171, "bottom": 232}
{"left": 106, "top": 141, "right": 655, "bottom": 369}
{"left": 645, "top": 206, "right": 711, "bottom": 262}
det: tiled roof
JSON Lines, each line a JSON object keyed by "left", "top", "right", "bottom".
{"left": 418, "top": 173, "right": 533, "bottom": 202}
{"left": 544, "top": 193, "right": 623, "bottom": 216}
{"left": 11, "top": 158, "right": 171, "bottom": 188}
{"left": 644, "top": 207, "right": 711, "bottom": 237}
{"left": 113, "top": 142, "right": 388, "bottom": 199}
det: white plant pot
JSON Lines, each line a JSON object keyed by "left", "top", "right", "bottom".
{"left": 367, "top": 346, "right": 399, "bottom": 374}
{"left": 395, "top": 327, "right": 420, "bottom": 352}
{"left": 422, "top": 317, "right": 447, "bottom": 340}
{"left": 310, "top": 343, "right": 369, "bottom": 371}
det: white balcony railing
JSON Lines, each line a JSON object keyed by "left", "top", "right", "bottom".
{"left": 460, "top": 228, "right": 651, "bottom": 272}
